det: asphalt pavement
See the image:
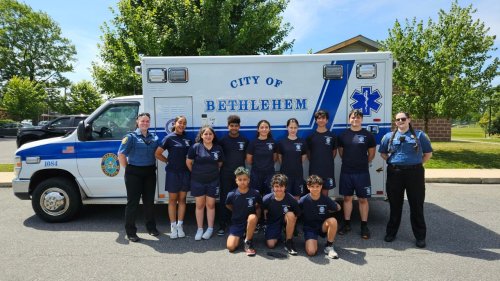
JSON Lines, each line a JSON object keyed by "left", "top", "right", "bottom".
{"left": 0, "top": 183, "right": 499, "bottom": 280}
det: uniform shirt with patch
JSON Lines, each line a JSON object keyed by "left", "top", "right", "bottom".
{"left": 161, "top": 132, "right": 191, "bottom": 172}
{"left": 338, "top": 128, "right": 376, "bottom": 173}
{"left": 306, "top": 131, "right": 337, "bottom": 178}
{"left": 187, "top": 143, "right": 224, "bottom": 182}
{"left": 262, "top": 192, "right": 300, "bottom": 225}
{"left": 118, "top": 128, "right": 160, "bottom": 166}
{"left": 219, "top": 134, "right": 249, "bottom": 173}
{"left": 379, "top": 130, "right": 433, "bottom": 165}
{"left": 226, "top": 188, "right": 262, "bottom": 225}
{"left": 246, "top": 138, "right": 277, "bottom": 173}
{"left": 278, "top": 137, "right": 307, "bottom": 177}
{"left": 299, "top": 193, "right": 338, "bottom": 229}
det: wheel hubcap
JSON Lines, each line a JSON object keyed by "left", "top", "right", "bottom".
{"left": 40, "top": 188, "right": 69, "bottom": 216}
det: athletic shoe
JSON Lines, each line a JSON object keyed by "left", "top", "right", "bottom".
{"left": 127, "top": 234, "right": 140, "bottom": 243}
{"left": 195, "top": 228, "right": 204, "bottom": 241}
{"left": 284, "top": 239, "right": 298, "bottom": 256}
{"left": 202, "top": 228, "right": 213, "bottom": 240}
{"left": 324, "top": 246, "right": 339, "bottom": 259}
{"left": 244, "top": 240, "right": 256, "bottom": 256}
{"left": 338, "top": 223, "right": 351, "bottom": 235}
{"left": 170, "top": 225, "right": 178, "bottom": 239}
{"left": 216, "top": 224, "right": 226, "bottom": 236}
{"left": 177, "top": 224, "right": 185, "bottom": 238}
{"left": 416, "top": 239, "right": 426, "bottom": 248}
{"left": 361, "top": 225, "right": 371, "bottom": 239}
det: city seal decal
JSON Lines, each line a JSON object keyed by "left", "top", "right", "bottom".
{"left": 101, "top": 153, "right": 120, "bottom": 177}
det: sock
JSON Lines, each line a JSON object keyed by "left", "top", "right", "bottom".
{"left": 326, "top": 241, "right": 334, "bottom": 247}
{"left": 177, "top": 221, "right": 183, "bottom": 226}
{"left": 361, "top": 221, "right": 367, "bottom": 227}
{"left": 344, "top": 219, "right": 351, "bottom": 225}
{"left": 171, "top": 222, "right": 176, "bottom": 228}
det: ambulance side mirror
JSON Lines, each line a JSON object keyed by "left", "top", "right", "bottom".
{"left": 77, "top": 121, "right": 92, "bottom": 141}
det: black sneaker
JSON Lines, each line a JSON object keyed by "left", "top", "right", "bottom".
{"left": 217, "top": 224, "right": 226, "bottom": 236}
{"left": 127, "top": 234, "right": 140, "bottom": 242}
{"left": 284, "top": 239, "right": 298, "bottom": 256}
{"left": 244, "top": 240, "right": 256, "bottom": 256}
{"left": 338, "top": 223, "right": 351, "bottom": 235}
{"left": 361, "top": 225, "right": 371, "bottom": 239}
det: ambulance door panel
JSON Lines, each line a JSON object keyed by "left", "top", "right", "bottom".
{"left": 76, "top": 103, "right": 139, "bottom": 197}
{"left": 154, "top": 97, "right": 193, "bottom": 201}
{"left": 347, "top": 62, "right": 386, "bottom": 196}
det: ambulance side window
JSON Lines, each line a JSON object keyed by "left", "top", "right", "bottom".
{"left": 91, "top": 104, "right": 139, "bottom": 140}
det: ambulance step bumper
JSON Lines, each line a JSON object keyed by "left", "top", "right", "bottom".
{"left": 12, "top": 179, "right": 30, "bottom": 200}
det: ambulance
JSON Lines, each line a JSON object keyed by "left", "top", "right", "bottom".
{"left": 13, "top": 52, "right": 393, "bottom": 222}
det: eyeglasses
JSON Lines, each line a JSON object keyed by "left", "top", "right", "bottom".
{"left": 395, "top": 118, "right": 407, "bottom": 122}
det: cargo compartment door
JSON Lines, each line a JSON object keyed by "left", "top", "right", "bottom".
{"left": 153, "top": 97, "right": 193, "bottom": 202}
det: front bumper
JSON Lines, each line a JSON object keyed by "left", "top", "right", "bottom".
{"left": 12, "top": 179, "right": 30, "bottom": 200}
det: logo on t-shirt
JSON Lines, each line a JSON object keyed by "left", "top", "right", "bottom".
{"left": 267, "top": 143, "right": 274, "bottom": 150}
{"left": 356, "top": 135, "right": 365, "bottom": 144}
{"left": 247, "top": 197, "right": 255, "bottom": 207}
{"left": 184, "top": 139, "right": 191, "bottom": 146}
{"left": 295, "top": 143, "right": 302, "bottom": 151}
{"left": 325, "top": 136, "right": 332, "bottom": 145}
{"left": 318, "top": 205, "right": 326, "bottom": 214}
{"left": 212, "top": 152, "right": 220, "bottom": 160}
{"left": 282, "top": 205, "right": 289, "bottom": 214}
{"left": 238, "top": 142, "right": 245, "bottom": 151}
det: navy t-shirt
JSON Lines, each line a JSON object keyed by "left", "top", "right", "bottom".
{"left": 262, "top": 192, "right": 300, "bottom": 225}
{"left": 219, "top": 134, "right": 249, "bottom": 173}
{"left": 278, "top": 137, "right": 307, "bottom": 177}
{"left": 246, "top": 138, "right": 277, "bottom": 173}
{"left": 306, "top": 131, "right": 337, "bottom": 178}
{"left": 299, "top": 193, "right": 338, "bottom": 229}
{"left": 338, "top": 128, "right": 376, "bottom": 173}
{"left": 187, "top": 143, "right": 224, "bottom": 182}
{"left": 160, "top": 132, "right": 191, "bottom": 172}
{"left": 226, "top": 188, "right": 262, "bottom": 225}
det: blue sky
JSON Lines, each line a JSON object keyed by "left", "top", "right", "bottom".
{"left": 22, "top": 0, "right": 499, "bottom": 85}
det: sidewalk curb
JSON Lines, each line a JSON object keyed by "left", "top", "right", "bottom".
{"left": 426, "top": 178, "right": 500, "bottom": 184}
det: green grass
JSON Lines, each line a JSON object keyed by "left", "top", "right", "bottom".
{"left": 0, "top": 164, "right": 14, "bottom": 172}
{"left": 452, "top": 126, "right": 500, "bottom": 143}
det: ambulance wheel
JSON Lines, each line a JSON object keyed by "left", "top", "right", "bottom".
{"left": 32, "top": 177, "right": 82, "bottom": 222}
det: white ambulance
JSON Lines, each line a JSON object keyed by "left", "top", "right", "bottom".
{"left": 13, "top": 52, "right": 393, "bottom": 222}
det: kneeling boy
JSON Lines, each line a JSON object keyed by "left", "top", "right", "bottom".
{"left": 299, "top": 175, "right": 341, "bottom": 259}
{"left": 226, "top": 167, "right": 262, "bottom": 256}
{"left": 262, "top": 174, "right": 300, "bottom": 255}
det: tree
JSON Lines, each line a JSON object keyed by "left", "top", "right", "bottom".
{"left": 381, "top": 1, "right": 499, "bottom": 131}
{"left": 92, "top": 0, "right": 293, "bottom": 97}
{"left": 66, "top": 81, "right": 103, "bottom": 114}
{"left": 1, "top": 76, "right": 46, "bottom": 121}
{"left": 0, "top": 0, "right": 77, "bottom": 87}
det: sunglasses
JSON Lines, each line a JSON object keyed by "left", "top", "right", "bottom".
{"left": 395, "top": 118, "right": 407, "bottom": 122}
{"left": 138, "top": 112, "right": 151, "bottom": 118}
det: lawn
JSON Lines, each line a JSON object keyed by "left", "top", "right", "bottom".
{"left": 0, "top": 164, "right": 13, "bottom": 172}
{"left": 425, "top": 126, "right": 500, "bottom": 169}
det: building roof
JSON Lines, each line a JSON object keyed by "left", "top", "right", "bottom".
{"left": 315, "top": 35, "right": 382, "bottom": 53}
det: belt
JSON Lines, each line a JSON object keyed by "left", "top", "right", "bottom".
{"left": 389, "top": 164, "right": 422, "bottom": 170}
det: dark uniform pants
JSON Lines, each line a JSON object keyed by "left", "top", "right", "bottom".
{"left": 386, "top": 165, "right": 426, "bottom": 240}
{"left": 124, "top": 165, "right": 157, "bottom": 236}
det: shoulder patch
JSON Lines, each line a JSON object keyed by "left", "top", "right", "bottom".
{"left": 122, "top": 136, "right": 129, "bottom": 145}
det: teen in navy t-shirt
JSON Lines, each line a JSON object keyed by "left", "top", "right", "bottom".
{"left": 278, "top": 118, "right": 307, "bottom": 199}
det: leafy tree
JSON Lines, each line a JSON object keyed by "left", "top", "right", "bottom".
{"left": 381, "top": 1, "right": 499, "bottom": 131}
{"left": 1, "top": 76, "right": 46, "bottom": 121}
{"left": 93, "top": 0, "right": 293, "bottom": 97}
{"left": 0, "top": 0, "right": 76, "bottom": 87}
{"left": 66, "top": 81, "right": 103, "bottom": 114}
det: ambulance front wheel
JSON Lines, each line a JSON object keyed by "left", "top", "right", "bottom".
{"left": 32, "top": 177, "right": 82, "bottom": 222}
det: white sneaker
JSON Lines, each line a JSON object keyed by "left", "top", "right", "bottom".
{"left": 195, "top": 228, "right": 203, "bottom": 241}
{"left": 177, "top": 224, "right": 185, "bottom": 238}
{"left": 202, "top": 228, "right": 213, "bottom": 240}
{"left": 324, "top": 246, "right": 338, "bottom": 259}
{"left": 170, "top": 225, "right": 178, "bottom": 239}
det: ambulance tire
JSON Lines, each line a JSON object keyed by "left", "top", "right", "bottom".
{"left": 32, "top": 177, "right": 82, "bottom": 222}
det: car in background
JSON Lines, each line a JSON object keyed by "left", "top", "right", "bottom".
{"left": 16, "top": 115, "right": 88, "bottom": 147}
{"left": 0, "top": 122, "right": 22, "bottom": 137}
{"left": 37, "top": 120, "right": 50, "bottom": 126}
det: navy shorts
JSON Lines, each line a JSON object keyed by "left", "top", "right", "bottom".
{"left": 250, "top": 170, "right": 273, "bottom": 195}
{"left": 303, "top": 225, "right": 326, "bottom": 241}
{"left": 229, "top": 221, "right": 247, "bottom": 238}
{"left": 190, "top": 179, "right": 219, "bottom": 198}
{"left": 287, "top": 175, "right": 305, "bottom": 197}
{"left": 322, "top": 177, "right": 336, "bottom": 190}
{"left": 339, "top": 171, "right": 372, "bottom": 198}
{"left": 165, "top": 170, "right": 190, "bottom": 193}
{"left": 265, "top": 220, "right": 283, "bottom": 241}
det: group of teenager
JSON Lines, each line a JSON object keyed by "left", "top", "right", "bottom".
{"left": 117, "top": 109, "right": 433, "bottom": 259}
